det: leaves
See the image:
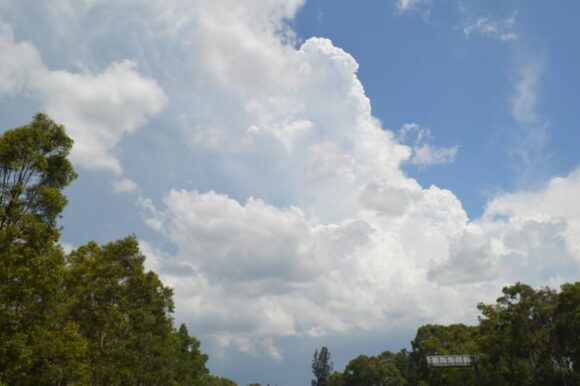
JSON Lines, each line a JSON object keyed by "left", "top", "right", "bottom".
{"left": 0, "top": 114, "right": 76, "bottom": 382}
{"left": 342, "top": 354, "right": 406, "bottom": 386}
{"left": 312, "top": 347, "right": 333, "bottom": 386}
{"left": 0, "top": 115, "right": 235, "bottom": 386}
{"left": 332, "top": 282, "right": 580, "bottom": 386}
{"left": 64, "top": 236, "right": 215, "bottom": 385}
{"left": 477, "top": 283, "right": 559, "bottom": 385}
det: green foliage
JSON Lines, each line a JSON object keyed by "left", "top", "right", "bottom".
{"left": 312, "top": 346, "right": 333, "bottom": 386}
{"left": 411, "top": 323, "right": 478, "bottom": 385}
{"left": 342, "top": 354, "right": 405, "bottom": 386}
{"left": 0, "top": 113, "right": 79, "bottom": 383}
{"left": 333, "top": 282, "right": 580, "bottom": 386}
{"left": 0, "top": 113, "right": 76, "bottom": 232}
{"left": 65, "top": 237, "right": 177, "bottom": 384}
{"left": 173, "top": 323, "right": 210, "bottom": 385}
{"left": 206, "top": 375, "right": 238, "bottom": 386}
{"left": 0, "top": 114, "right": 233, "bottom": 385}
{"left": 553, "top": 282, "right": 580, "bottom": 385}
{"left": 477, "top": 283, "right": 559, "bottom": 385}
{"left": 31, "top": 321, "right": 90, "bottom": 385}
{"left": 328, "top": 371, "right": 345, "bottom": 386}
{"left": 378, "top": 350, "right": 416, "bottom": 385}
{"left": 64, "top": 237, "right": 221, "bottom": 385}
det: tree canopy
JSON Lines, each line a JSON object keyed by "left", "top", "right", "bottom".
{"left": 312, "top": 346, "right": 333, "bottom": 386}
{"left": 0, "top": 114, "right": 235, "bottom": 385}
{"left": 323, "top": 281, "right": 580, "bottom": 386}
{"left": 0, "top": 113, "right": 79, "bottom": 384}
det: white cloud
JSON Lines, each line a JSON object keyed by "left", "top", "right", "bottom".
{"left": 143, "top": 189, "right": 473, "bottom": 354}
{"left": 512, "top": 60, "right": 543, "bottom": 125}
{"left": 481, "top": 167, "right": 580, "bottom": 285}
{"left": 0, "top": 25, "right": 43, "bottom": 95}
{"left": 463, "top": 15, "right": 518, "bottom": 42}
{"left": 485, "top": 168, "right": 580, "bottom": 221}
{"left": 500, "top": 218, "right": 578, "bottom": 284}
{"left": 412, "top": 144, "right": 458, "bottom": 166}
{"left": 60, "top": 242, "right": 76, "bottom": 254}
{"left": 38, "top": 60, "right": 167, "bottom": 174}
{"left": 0, "top": 24, "right": 166, "bottom": 175}
{"left": 137, "top": 32, "right": 476, "bottom": 349}
{"left": 112, "top": 177, "right": 139, "bottom": 193}
{"left": 396, "top": 0, "right": 430, "bottom": 14}
{"left": 159, "top": 190, "right": 320, "bottom": 284}
{"left": 359, "top": 183, "right": 412, "bottom": 216}
{"left": 2, "top": 0, "right": 579, "bottom": 367}
{"left": 120, "top": 0, "right": 577, "bottom": 359}
{"left": 130, "top": 20, "right": 477, "bottom": 350}
{"left": 509, "top": 58, "right": 549, "bottom": 185}
{"left": 398, "top": 123, "right": 458, "bottom": 166}
{"left": 428, "top": 225, "right": 497, "bottom": 285}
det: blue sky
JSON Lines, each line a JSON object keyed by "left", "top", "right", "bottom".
{"left": 1, "top": 1, "right": 580, "bottom": 385}
{"left": 296, "top": 0, "right": 580, "bottom": 217}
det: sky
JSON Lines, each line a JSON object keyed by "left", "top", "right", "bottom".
{"left": 1, "top": 0, "right": 580, "bottom": 384}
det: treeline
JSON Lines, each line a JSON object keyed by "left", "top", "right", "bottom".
{"left": 311, "top": 282, "right": 580, "bottom": 386}
{"left": 0, "top": 114, "right": 236, "bottom": 385}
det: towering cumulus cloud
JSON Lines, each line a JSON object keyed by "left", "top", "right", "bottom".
{"left": 123, "top": 0, "right": 580, "bottom": 357}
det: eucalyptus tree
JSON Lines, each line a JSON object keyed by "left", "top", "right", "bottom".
{"left": 410, "top": 323, "right": 478, "bottom": 386}
{"left": 0, "top": 114, "right": 87, "bottom": 384}
{"left": 312, "top": 347, "right": 334, "bottom": 386}
{"left": 552, "top": 282, "right": 580, "bottom": 385}
{"left": 65, "top": 237, "right": 177, "bottom": 384}
{"left": 477, "top": 283, "right": 559, "bottom": 385}
{"left": 342, "top": 354, "right": 406, "bottom": 386}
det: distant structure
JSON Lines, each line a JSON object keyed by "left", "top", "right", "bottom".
{"left": 426, "top": 354, "right": 482, "bottom": 386}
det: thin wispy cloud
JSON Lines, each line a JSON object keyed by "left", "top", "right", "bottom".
{"left": 512, "top": 60, "right": 544, "bottom": 125}
{"left": 463, "top": 15, "right": 519, "bottom": 42}
{"left": 510, "top": 58, "right": 550, "bottom": 186}
{"left": 395, "top": 0, "right": 430, "bottom": 14}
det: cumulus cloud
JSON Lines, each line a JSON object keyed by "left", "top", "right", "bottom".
{"left": 142, "top": 188, "right": 473, "bottom": 354}
{"left": 112, "top": 177, "right": 139, "bottom": 193}
{"left": 36, "top": 60, "right": 167, "bottom": 174}
{"left": 158, "top": 190, "right": 321, "bottom": 283}
{"left": 121, "top": 0, "right": 577, "bottom": 359}
{"left": 125, "top": 4, "right": 480, "bottom": 352}
{"left": 428, "top": 226, "right": 497, "bottom": 285}
{"left": 133, "top": 21, "right": 476, "bottom": 350}
{"left": 0, "top": 25, "right": 42, "bottom": 95}
{"left": 425, "top": 170, "right": 580, "bottom": 289}
{"left": 500, "top": 218, "right": 577, "bottom": 284}
{"left": 485, "top": 168, "right": 580, "bottom": 220}
{"left": 481, "top": 168, "right": 580, "bottom": 285}
{"left": 398, "top": 123, "right": 458, "bottom": 167}
{"left": 0, "top": 24, "right": 166, "bottom": 175}
{"left": 412, "top": 144, "right": 458, "bottom": 166}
